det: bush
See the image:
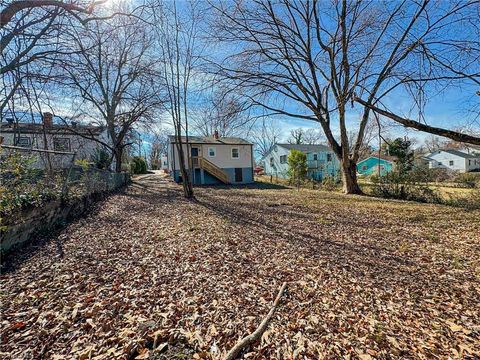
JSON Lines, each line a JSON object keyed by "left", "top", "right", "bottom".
{"left": 287, "top": 150, "right": 307, "bottom": 189}
{"left": 0, "top": 153, "right": 61, "bottom": 216}
{"left": 91, "top": 148, "right": 111, "bottom": 170}
{"left": 321, "top": 174, "right": 341, "bottom": 191}
{"left": 370, "top": 170, "right": 442, "bottom": 204}
{"left": 130, "top": 156, "right": 148, "bottom": 174}
{"left": 454, "top": 173, "right": 480, "bottom": 189}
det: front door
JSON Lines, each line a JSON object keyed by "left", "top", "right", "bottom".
{"left": 191, "top": 147, "right": 200, "bottom": 168}
{"left": 235, "top": 168, "right": 243, "bottom": 182}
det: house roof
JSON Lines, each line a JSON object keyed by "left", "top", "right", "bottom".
{"left": 168, "top": 135, "right": 252, "bottom": 145}
{"left": 276, "top": 143, "right": 332, "bottom": 153}
{"left": 358, "top": 154, "right": 397, "bottom": 164}
{"left": 0, "top": 122, "right": 104, "bottom": 135}
{"left": 442, "top": 149, "right": 478, "bottom": 159}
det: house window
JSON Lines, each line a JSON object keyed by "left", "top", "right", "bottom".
{"left": 54, "top": 138, "right": 71, "bottom": 151}
{"left": 280, "top": 155, "right": 287, "bottom": 164}
{"left": 313, "top": 154, "right": 318, "bottom": 161}
{"left": 327, "top": 153, "right": 332, "bottom": 162}
{"left": 231, "top": 148, "right": 239, "bottom": 159}
{"left": 469, "top": 160, "right": 472, "bottom": 166}
{"left": 15, "top": 136, "right": 31, "bottom": 147}
{"left": 270, "top": 157, "right": 274, "bottom": 166}
{"left": 208, "top": 147, "right": 216, "bottom": 157}
{"left": 362, "top": 165, "right": 367, "bottom": 171}
{"left": 450, "top": 160, "right": 454, "bottom": 166}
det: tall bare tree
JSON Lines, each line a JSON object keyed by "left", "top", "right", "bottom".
{"left": 152, "top": 0, "right": 204, "bottom": 198}
{"left": 212, "top": 0, "right": 480, "bottom": 193}
{"left": 190, "top": 87, "right": 252, "bottom": 137}
{"left": 0, "top": 0, "right": 135, "bottom": 113}
{"left": 59, "top": 8, "right": 159, "bottom": 172}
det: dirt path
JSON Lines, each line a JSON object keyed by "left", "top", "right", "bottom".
{"left": 1, "top": 174, "right": 479, "bottom": 359}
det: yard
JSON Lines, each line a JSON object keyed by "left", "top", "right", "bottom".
{"left": 1, "top": 173, "right": 479, "bottom": 359}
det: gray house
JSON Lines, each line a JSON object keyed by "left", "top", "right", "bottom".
{"left": 1, "top": 112, "right": 109, "bottom": 169}
{"left": 262, "top": 143, "right": 340, "bottom": 180}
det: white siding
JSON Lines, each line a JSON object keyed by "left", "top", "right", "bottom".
{"left": 263, "top": 145, "right": 290, "bottom": 178}
{"left": 168, "top": 142, "right": 253, "bottom": 171}
{"left": 426, "top": 151, "right": 480, "bottom": 172}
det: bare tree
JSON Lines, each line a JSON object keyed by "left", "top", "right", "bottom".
{"left": 287, "top": 128, "right": 304, "bottom": 145}
{"left": 190, "top": 87, "right": 252, "bottom": 137}
{"left": 152, "top": 0, "right": 204, "bottom": 198}
{"left": 0, "top": 0, "right": 138, "bottom": 112}
{"left": 286, "top": 128, "right": 324, "bottom": 145}
{"left": 212, "top": 0, "right": 480, "bottom": 194}
{"left": 59, "top": 9, "right": 159, "bottom": 172}
{"left": 250, "top": 119, "right": 282, "bottom": 159}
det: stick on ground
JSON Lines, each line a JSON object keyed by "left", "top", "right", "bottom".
{"left": 223, "top": 282, "right": 287, "bottom": 360}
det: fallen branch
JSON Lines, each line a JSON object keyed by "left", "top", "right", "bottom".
{"left": 224, "top": 282, "right": 287, "bottom": 360}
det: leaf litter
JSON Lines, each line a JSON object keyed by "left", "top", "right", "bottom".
{"left": 1, "top": 174, "right": 479, "bottom": 359}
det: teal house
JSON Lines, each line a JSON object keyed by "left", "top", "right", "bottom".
{"left": 357, "top": 155, "right": 396, "bottom": 176}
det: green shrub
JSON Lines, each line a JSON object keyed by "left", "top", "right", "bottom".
{"left": 130, "top": 156, "right": 148, "bottom": 174}
{"left": 0, "top": 153, "right": 61, "bottom": 216}
{"left": 91, "top": 148, "right": 111, "bottom": 170}
{"left": 287, "top": 150, "right": 307, "bottom": 189}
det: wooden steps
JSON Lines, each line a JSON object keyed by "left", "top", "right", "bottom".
{"left": 198, "top": 157, "right": 229, "bottom": 184}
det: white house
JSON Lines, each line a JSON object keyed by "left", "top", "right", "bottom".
{"left": 262, "top": 143, "right": 340, "bottom": 180}
{"left": 1, "top": 112, "right": 110, "bottom": 169}
{"left": 423, "top": 149, "right": 480, "bottom": 172}
{"left": 168, "top": 132, "right": 254, "bottom": 185}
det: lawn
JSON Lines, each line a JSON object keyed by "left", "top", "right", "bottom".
{"left": 1, "top": 174, "right": 479, "bottom": 359}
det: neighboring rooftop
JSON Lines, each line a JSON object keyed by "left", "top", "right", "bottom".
{"left": 1, "top": 111, "right": 103, "bottom": 135}
{"left": 359, "top": 154, "right": 398, "bottom": 162}
{"left": 426, "top": 149, "right": 480, "bottom": 159}
{"left": 0, "top": 121, "right": 104, "bottom": 135}
{"left": 276, "top": 143, "right": 332, "bottom": 153}
{"left": 168, "top": 135, "right": 252, "bottom": 145}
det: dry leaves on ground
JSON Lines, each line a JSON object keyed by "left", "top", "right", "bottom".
{"left": 1, "top": 174, "right": 479, "bottom": 359}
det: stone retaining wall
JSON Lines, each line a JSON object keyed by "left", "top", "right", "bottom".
{"left": 0, "top": 172, "right": 130, "bottom": 254}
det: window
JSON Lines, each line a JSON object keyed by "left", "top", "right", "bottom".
{"left": 450, "top": 160, "right": 454, "bottom": 166}
{"left": 313, "top": 154, "right": 318, "bottom": 161}
{"left": 231, "top": 148, "right": 239, "bottom": 159}
{"left": 280, "top": 155, "right": 287, "bottom": 164}
{"left": 362, "top": 165, "right": 367, "bottom": 171}
{"left": 327, "top": 153, "right": 332, "bottom": 162}
{"left": 270, "top": 157, "right": 274, "bottom": 166}
{"left": 15, "top": 136, "right": 31, "bottom": 147}
{"left": 208, "top": 147, "right": 216, "bottom": 157}
{"left": 469, "top": 160, "right": 472, "bottom": 166}
{"left": 53, "top": 137, "right": 71, "bottom": 151}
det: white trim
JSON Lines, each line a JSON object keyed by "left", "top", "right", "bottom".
{"left": 231, "top": 147, "right": 239, "bottom": 159}
{"left": 208, "top": 147, "right": 216, "bottom": 157}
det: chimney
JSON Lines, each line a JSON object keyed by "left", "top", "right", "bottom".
{"left": 43, "top": 112, "right": 53, "bottom": 127}
{"left": 213, "top": 129, "right": 219, "bottom": 139}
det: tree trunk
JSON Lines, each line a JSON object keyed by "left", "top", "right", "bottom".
{"left": 341, "top": 159, "right": 362, "bottom": 194}
{"left": 114, "top": 148, "right": 123, "bottom": 173}
{"left": 175, "top": 142, "right": 194, "bottom": 199}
